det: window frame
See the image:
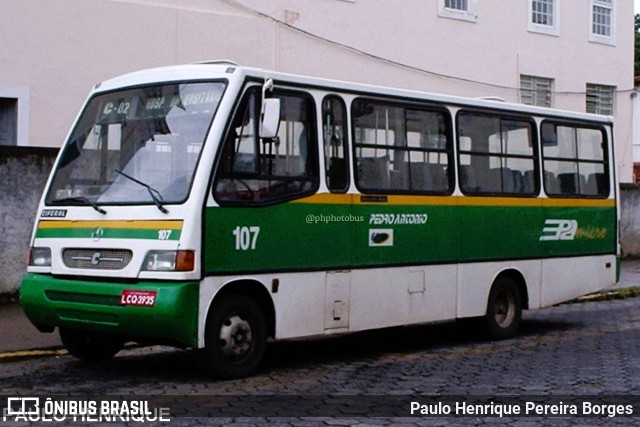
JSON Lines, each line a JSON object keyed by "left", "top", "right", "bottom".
{"left": 520, "top": 75, "right": 554, "bottom": 108}
{"left": 540, "top": 119, "right": 610, "bottom": 198}
{"left": 528, "top": 0, "right": 560, "bottom": 36}
{"left": 351, "top": 97, "right": 454, "bottom": 196}
{"left": 322, "top": 95, "right": 350, "bottom": 193}
{"left": 438, "top": 0, "right": 478, "bottom": 23}
{"left": 586, "top": 83, "right": 616, "bottom": 116}
{"left": 0, "top": 86, "right": 29, "bottom": 147}
{"left": 212, "top": 86, "right": 320, "bottom": 207}
{"left": 456, "top": 110, "right": 540, "bottom": 198}
{"left": 589, "top": 0, "right": 615, "bottom": 45}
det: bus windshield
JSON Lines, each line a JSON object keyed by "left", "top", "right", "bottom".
{"left": 46, "top": 81, "right": 225, "bottom": 207}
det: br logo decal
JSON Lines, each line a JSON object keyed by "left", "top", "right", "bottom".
{"left": 539, "top": 219, "right": 578, "bottom": 241}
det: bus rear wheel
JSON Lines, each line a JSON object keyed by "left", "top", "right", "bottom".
{"left": 59, "top": 328, "right": 123, "bottom": 362}
{"left": 199, "top": 295, "right": 267, "bottom": 380}
{"left": 484, "top": 276, "right": 522, "bottom": 340}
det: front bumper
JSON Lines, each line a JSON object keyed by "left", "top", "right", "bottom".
{"left": 19, "top": 273, "right": 199, "bottom": 347}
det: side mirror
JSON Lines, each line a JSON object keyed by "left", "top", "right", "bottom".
{"left": 260, "top": 98, "right": 281, "bottom": 139}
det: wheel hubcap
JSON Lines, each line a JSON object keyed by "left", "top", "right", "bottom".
{"left": 494, "top": 290, "right": 515, "bottom": 328}
{"left": 219, "top": 314, "right": 253, "bottom": 360}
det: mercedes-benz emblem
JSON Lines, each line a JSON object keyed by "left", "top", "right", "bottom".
{"left": 91, "top": 227, "right": 104, "bottom": 242}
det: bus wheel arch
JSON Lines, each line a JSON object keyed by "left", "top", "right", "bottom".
{"left": 484, "top": 270, "right": 527, "bottom": 340}
{"left": 211, "top": 280, "right": 276, "bottom": 339}
{"left": 496, "top": 269, "right": 529, "bottom": 310}
{"left": 198, "top": 280, "right": 275, "bottom": 379}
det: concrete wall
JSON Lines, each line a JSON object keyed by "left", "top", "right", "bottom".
{"left": 0, "top": 147, "right": 57, "bottom": 294}
{"left": 621, "top": 185, "right": 640, "bottom": 257}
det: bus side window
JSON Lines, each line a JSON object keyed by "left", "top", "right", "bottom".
{"left": 457, "top": 112, "right": 537, "bottom": 196}
{"left": 322, "top": 96, "right": 349, "bottom": 193}
{"left": 542, "top": 122, "right": 609, "bottom": 198}
{"left": 352, "top": 99, "right": 452, "bottom": 194}
{"left": 213, "top": 88, "right": 319, "bottom": 205}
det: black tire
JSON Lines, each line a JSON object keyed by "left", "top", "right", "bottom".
{"left": 198, "top": 295, "right": 267, "bottom": 380}
{"left": 59, "top": 328, "right": 123, "bottom": 362}
{"left": 484, "top": 276, "right": 522, "bottom": 340}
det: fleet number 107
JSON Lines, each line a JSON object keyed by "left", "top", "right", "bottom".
{"left": 233, "top": 226, "right": 260, "bottom": 250}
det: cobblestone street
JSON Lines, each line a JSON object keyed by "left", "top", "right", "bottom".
{"left": 2, "top": 296, "right": 640, "bottom": 425}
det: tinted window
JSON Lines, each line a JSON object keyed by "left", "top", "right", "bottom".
{"left": 457, "top": 112, "right": 537, "bottom": 196}
{"left": 352, "top": 99, "right": 452, "bottom": 194}
{"left": 541, "top": 122, "right": 609, "bottom": 197}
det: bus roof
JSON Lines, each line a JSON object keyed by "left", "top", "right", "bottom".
{"left": 94, "top": 61, "right": 613, "bottom": 125}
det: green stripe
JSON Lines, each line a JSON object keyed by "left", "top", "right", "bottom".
{"left": 35, "top": 227, "right": 181, "bottom": 240}
{"left": 204, "top": 201, "right": 616, "bottom": 274}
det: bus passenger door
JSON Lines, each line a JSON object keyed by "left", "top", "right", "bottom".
{"left": 322, "top": 96, "right": 353, "bottom": 332}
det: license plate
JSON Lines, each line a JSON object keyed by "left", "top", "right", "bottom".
{"left": 119, "top": 290, "right": 157, "bottom": 307}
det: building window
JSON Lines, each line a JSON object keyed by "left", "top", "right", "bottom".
{"left": 445, "top": 0, "right": 467, "bottom": 11}
{"left": 520, "top": 75, "right": 553, "bottom": 107}
{"left": 0, "top": 98, "right": 18, "bottom": 145}
{"left": 586, "top": 84, "right": 615, "bottom": 115}
{"left": 528, "top": 0, "right": 559, "bottom": 36}
{"left": 438, "top": 0, "right": 477, "bottom": 22}
{"left": 590, "top": 0, "right": 615, "bottom": 45}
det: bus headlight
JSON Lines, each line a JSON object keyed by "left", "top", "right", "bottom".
{"left": 29, "top": 247, "right": 51, "bottom": 267}
{"left": 142, "top": 250, "right": 195, "bottom": 272}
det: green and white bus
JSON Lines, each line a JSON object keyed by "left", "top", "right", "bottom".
{"left": 20, "top": 62, "right": 619, "bottom": 379}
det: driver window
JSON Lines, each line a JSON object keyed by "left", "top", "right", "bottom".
{"left": 214, "top": 87, "right": 319, "bottom": 204}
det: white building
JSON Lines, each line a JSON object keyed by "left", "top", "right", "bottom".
{"left": 0, "top": 0, "right": 635, "bottom": 181}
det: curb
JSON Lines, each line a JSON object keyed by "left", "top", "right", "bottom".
{"left": 0, "top": 347, "right": 67, "bottom": 363}
{"left": 570, "top": 286, "right": 640, "bottom": 304}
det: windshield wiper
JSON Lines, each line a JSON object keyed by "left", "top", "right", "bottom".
{"left": 52, "top": 196, "right": 107, "bottom": 215}
{"left": 114, "top": 169, "right": 168, "bottom": 214}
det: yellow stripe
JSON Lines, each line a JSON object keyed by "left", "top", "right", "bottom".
{"left": 38, "top": 220, "right": 184, "bottom": 230}
{"left": 540, "top": 198, "right": 615, "bottom": 208}
{"left": 292, "top": 193, "right": 354, "bottom": 205}
{"left": 293, "top": 193, "right": 615, "bottom": 208}
{"left": 0, "top": 348, "right": 68, "bottom": 361}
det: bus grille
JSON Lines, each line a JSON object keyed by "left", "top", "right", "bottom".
{"left": 62, "top": 249, "right": 133, "bottom": 270}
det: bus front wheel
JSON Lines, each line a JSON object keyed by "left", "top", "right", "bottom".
{"left": 199, "top": 295, "right": 267, "bottom": 379}
{"left": 59, "top": 328, "right": 123, "bottom": 362}
{"left": 484, "top": 276, "right": 522, "bottom": 340}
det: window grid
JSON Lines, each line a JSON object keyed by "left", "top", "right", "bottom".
{"left": 520, "top": 75, "right": 553, "bottom": 108}
{"left": 591, "top": 0, "right": 614, "bottom": 41}
{"left": 532, "top": 0, "right": 554, "bottom": 26}
{"left": 444, "top": 0, "right": 468, "bottom": 11}
{"left": 593, "top": 6, "right": 611, "bottom": 36}
{"left": 586, "top": 84, "right": 615, "bottom": 116}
